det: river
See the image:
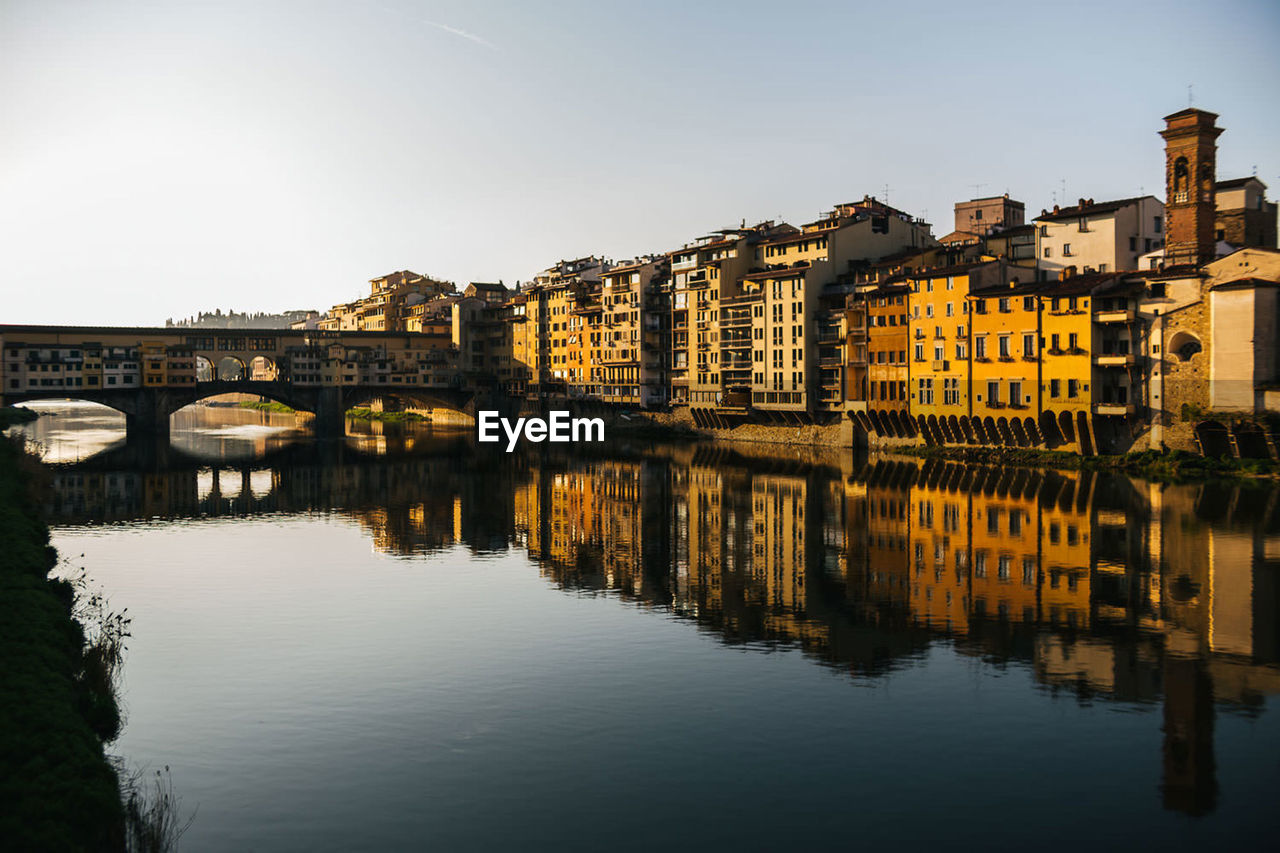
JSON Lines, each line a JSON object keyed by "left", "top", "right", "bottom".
{"left": 10, "top": 401, "right": 1280, "bottom": 850}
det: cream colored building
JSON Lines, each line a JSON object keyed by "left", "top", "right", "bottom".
{"left": 1035, "top": 196, "right": 1165, "bottom": 276}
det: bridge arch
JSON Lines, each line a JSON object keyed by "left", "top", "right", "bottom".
{"left": 216, "top": 356, "right": 248, "bottom": 381}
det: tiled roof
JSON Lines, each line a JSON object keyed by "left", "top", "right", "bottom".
{"left": 1034, "top": 196, "right": 1154, "bottom": 223}
{"left": 1216, "top": 176, "right": 1265, "bottom": 190}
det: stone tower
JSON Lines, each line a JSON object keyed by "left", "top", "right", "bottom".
{"left": 1160, "top": 108, "right": 1222, "bottom": 268}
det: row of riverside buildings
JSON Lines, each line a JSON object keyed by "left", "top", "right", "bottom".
{"left": 302, "top": 108, "right": 1279, "bottom": 455}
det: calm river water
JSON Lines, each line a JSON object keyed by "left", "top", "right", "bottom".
{"left": 11, "top": 401, "right": 1280, "bottom": 850}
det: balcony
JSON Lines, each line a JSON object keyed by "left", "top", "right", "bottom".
{"left": 932, "top": 360, "right": 949, "bottom": 371}
{"left": 1094, "top": 402, "right": 1136, "bottom": 416}
{"left": 1095, "top": 309, "right": 1135, "bottom": 324}
{"left": 1094, "top": 353, "right": 1135, "bottom": 367}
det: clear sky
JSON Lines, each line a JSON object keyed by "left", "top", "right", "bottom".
{"left": 2, "top": 0, "right": 1278, "bottom": 326}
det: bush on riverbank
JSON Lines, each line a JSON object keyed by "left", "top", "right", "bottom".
{"left": 0, "top": 435, "right": 127, "bottom": 849}
{"left": 346, "top": 407, "right": 427, "bottom": 423}
{"left": 0, "top": 405, "right": 39, "bottom": 429}
{"left": 898, "top": 444, "right": 1280, "bottom": 481}
{"left": 238, "top": 400, "right": 296, "bottom": 414}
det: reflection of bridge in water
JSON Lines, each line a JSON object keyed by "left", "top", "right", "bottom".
{"left": 44, "top": 438, "right": 1280, "bottom": 816}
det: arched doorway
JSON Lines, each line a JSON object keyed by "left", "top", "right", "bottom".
{"left": 217, "top": 357, "right": 247, "bottom": 381}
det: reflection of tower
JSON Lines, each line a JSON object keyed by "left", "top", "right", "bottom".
{"left": 1161, "top": 655, "right": 1217, "bottom": 815}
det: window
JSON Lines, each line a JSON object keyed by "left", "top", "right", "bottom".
{"left": 918, "top": 377, "right": 934, "bottom": 404}
{"left": 1067, "top": 379, "right": 1079, "bottom": 398}
{"left": 1023, "top": 334, "right": 1035, "bottom": 357}
{"left": 1050, "top": 333, "right": 1060, "bottom": 352}
{"left": 974, "top": 336, "right": 987, "bottom": 359}
{"left": 945, "top": 302, "right": 954, "bottom": 317}
{"left": 1068, "top": 332, "right": 1079, "bottom": 351}
{"left": 955, "top": 342, "right": 967, "bottom": 360}
{"left": 1044, "top": 247, "right": 1052, "bottom": 258}
{"left": 1023, "top": 296, "right": 1035, "bottom": 312}
{"left": 1129, "top": 236, "right": 1137, "bottom": 251}
{"left": 1154, "top": 215, "right": 1162, "bottom": 233}
{"left": 1050, "top": 379, "right": 1060, "bottom": 398}
{"left": 998, "top": 298, "right": 1011, "bottom": 313}
{"left": 1009, "top": 381, "right": 1022, "bottom": 406}
{"left": 998, "top": 336, "right": 1011, "bottom": 358}
{"left": 944, "top": 378, "right": 960, "bottom": 405}
{"left": 1062, "top": 243, "right": 1073, "bottom": 256}
{"left": 988, "top": 381, "right": 1000, "bottom": 405}
{"left": 915, "top": 343, "right": 925, "bottom": 361}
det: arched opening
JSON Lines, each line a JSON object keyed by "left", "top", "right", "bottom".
{"left": 1076, "top": 411, "right": 1094, "bottom": 456}
{"left": 997, "top": 417, "right": 1015, "bottom": 445}
{"left": 1058, "top": 410, "right": 1076, "bottom": 444}
{"left": 1168, "top": 331, "right": 1202, "bottom": 363}
{"left": 1040, "top": 411, "right": 1064, "bottom": 448}
{"left": 1024, "top": 417, "right": 1042, "bottom": 446}
{"left": 1173, "top": 156, "right": 1190, "bottom": 201}
{"left": 217, "top": 357, "right": 247, "bottom": 381}
{"left": 970, "top": 416, "right": 988, "bottom": 444}
{"left": 868, "top": 409, "right": 886, "bottom": 436}
{"left": 196, "top": 356, "right": 215, "bottom": 382}
{"left": 249, "top": 356, "right": 278, "bottom": 381}
{"left": 918, "top": 415, "right": 933, "bottom": 445}
{"left": 1231, "top": 422, "right": 1270, "bottom": 459}
{"left": 983, "top": 416, "right": 1000, "bottom": 445}
{"left": 1011, "top": 418, "right": 1029, "bottom": 447}
{"left": 4, "top": 400, "right": 127, "bottom": 463}
{"left": 1195, "top": 420, "right": 1232, "bottom": 457}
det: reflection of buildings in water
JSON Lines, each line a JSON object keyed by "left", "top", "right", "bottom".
{"left": 45, "top": 447, "right": 1280, "bottom": 814}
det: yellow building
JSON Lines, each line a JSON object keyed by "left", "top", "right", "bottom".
{"left": 907, "top": 259, "right": 1034, "bottom": 443}
{"left": 969, "top": 279, "right": 1043, "bottom": 445}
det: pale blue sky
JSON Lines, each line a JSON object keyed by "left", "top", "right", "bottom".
{"left": 2, "top": 0, "right": 1277, "bottom": 325}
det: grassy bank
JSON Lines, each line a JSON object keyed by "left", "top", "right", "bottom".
{"left": 345, "top": 406, "right": 427, "bottom": 424}
{"left": 0, "top": 405, "right": 39, "bottom": 429}
{"left": 897, "top": 444, "right": 1279, "bottom": 481}
{"left": 238, "top": 400, "right": 296, "bottom": 414}
{"left": 0, "top": 436, "right": 126, "bottom": 849}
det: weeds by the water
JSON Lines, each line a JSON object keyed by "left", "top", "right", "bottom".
{"left": 346, "top": 406, "right": 427, "bottom": 423}
{"left": 117, "top": 763, "right": 196, "bottom": 853}
{"left": 897, "top": 444, "right": 1279, "bottom": 482}
{"left": 56, "top": 559, "right": 132, "bottom": 740}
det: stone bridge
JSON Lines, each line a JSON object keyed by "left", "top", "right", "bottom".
{"left": 1, "top": 324, "right": 520, "bottom": 438}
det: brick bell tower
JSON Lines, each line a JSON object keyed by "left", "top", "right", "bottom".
{"left": 1160, "top": 108, "right": 1223, "bottom": 268}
